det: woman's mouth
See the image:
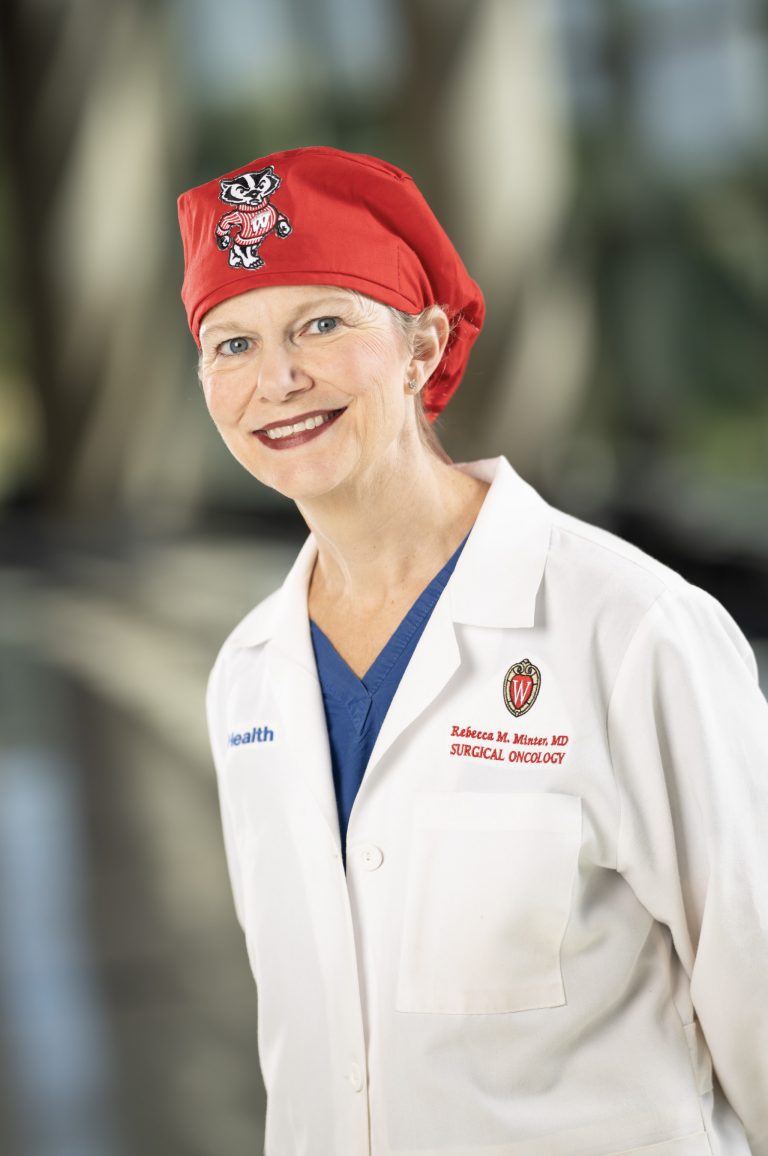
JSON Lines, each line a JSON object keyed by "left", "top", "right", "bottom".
{"left": 252, "top": 408, "right": 346, "bottom": 451}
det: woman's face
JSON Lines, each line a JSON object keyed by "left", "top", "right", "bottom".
{"left": 197, "top": 284, "right": 418, "bottom": 501}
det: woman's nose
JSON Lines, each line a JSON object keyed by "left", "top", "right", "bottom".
{"left": 253, "top": 343, "right": 311, "bottom": 403}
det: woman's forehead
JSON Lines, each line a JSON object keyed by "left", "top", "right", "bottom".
{"left": 200, "top": 284, "right": 379, "bottom": 336}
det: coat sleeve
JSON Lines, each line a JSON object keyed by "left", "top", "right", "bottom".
{"left": 607, "top": 584, "right": 768, "bottom": 1153}
{"left": 205, "top": 655, "right": 246, "bottom": 933}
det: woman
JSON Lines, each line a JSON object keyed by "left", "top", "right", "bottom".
{"left": 177, "top": 147, "right": 768, "bottom": 1156}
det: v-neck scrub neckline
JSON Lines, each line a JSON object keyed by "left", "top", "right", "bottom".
{"left": 309, "top": 531, "right": 470, "bottom": 862}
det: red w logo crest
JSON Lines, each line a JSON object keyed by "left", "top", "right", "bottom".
{"left": 503, "top": 659, "right": 541, "bottom": 717}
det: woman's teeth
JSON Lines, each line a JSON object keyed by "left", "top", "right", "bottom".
{"left": 263, "top": 411, "right": 339, "bottom": 440}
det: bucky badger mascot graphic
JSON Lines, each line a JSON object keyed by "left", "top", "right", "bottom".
{"left": 214, "top": 166, "right": 292, "bottom": 269}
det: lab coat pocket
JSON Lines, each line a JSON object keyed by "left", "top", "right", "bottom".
{"left": 396, "top": 792, "right": 581, "bottom": 1015}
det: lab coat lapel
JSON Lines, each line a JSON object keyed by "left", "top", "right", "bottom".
{"left": 263, "top": 535, "right": 342, "bottom": 852}
{"left": 364, "top": 590, "right": 461, "bottom": 776}
{"left": 363, "top": 455, "right": 551, "bottom": 778}
{"left": 449, "top": 455, "right": 552, "bottom": 631}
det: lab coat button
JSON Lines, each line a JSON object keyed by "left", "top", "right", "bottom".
{"left": 347, "top": 1062, "right": 364, "bottom": 1092}
{"left": 359, "top": 844, "right": 384, "bottom": 870}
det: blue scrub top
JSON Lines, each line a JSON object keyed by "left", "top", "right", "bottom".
{"left": 310, "top": 533, "right": 470, "bottom": 865}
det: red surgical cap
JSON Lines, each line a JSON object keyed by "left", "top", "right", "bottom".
{"left": 177, "top": 145, "right": 485, "bottom": 422}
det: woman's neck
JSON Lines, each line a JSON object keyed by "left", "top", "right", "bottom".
{"left": 297, "top": 447, "right": 490, "bottom": 611}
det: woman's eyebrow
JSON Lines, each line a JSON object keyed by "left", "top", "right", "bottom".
{"left": 199, "top": 295, "right": 354, "bottom": 342}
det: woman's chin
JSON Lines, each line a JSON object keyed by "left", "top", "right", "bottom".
{"left": 243, "top": 454, "right": 356, "bottom": 504}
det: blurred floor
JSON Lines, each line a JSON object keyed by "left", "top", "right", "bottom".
{"left": 0, "top": 531, "right": 766, "bottom": 1156}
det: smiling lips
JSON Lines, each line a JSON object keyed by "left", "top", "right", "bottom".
{"left": 253, "top": 407, "right": 346, "bottom": 449}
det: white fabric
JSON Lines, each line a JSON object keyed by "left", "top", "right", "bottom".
{"left": 205, "top": 455, "right": 768, "bottom": 1156}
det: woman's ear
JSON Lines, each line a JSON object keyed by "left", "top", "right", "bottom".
{"left": 410, "top": 306, "right": 451, "bottom": 381}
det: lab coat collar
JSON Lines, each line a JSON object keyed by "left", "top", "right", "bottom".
{"left": 449, "top": 454, "right": 551, "bottom": 629}
{"left": 229, "top": 454, "right": 551, "bottom": 652}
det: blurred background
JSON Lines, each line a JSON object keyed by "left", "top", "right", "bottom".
{"left": 1, "top": 0, "right": 767, "bottom": 1153}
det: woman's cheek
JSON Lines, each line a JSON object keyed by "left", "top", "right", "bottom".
{"left": 202, "top": 369, "right": 245, "bottom": 426}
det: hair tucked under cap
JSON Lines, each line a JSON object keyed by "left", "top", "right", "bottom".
{"left": 177, "top": 146, "right": 485, "bottom": 422}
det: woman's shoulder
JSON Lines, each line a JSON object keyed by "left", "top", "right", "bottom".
{"left": 514, "top": 499, "right": 759, "bottom": 707}
{"left": 547, "top": 504, "right": 687, "bottom": 594}
{"left": 541, "top": 501, "right": 755, "bottom": 666}
{"left": 482, "top": 455, "right": 689, "bottom": 614}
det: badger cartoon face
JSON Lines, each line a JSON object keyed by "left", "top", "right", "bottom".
{"left": 219, "top": 167, "right": 281, "bottom": 206}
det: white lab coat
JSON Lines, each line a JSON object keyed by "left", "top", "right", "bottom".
{"left": 205, "top": 455, "right": 768, "bottom": 1156}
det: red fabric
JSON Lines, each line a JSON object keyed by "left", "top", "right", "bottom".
{"left": 177, "top": 146, "right": 485, "bottom": 421}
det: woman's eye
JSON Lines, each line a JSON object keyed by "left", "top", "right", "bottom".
{"left": 220, "top": 336, "right": 250, "bottom": 356}
{"left": 307, "top": 316, "right": 339, "bottom": 335}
